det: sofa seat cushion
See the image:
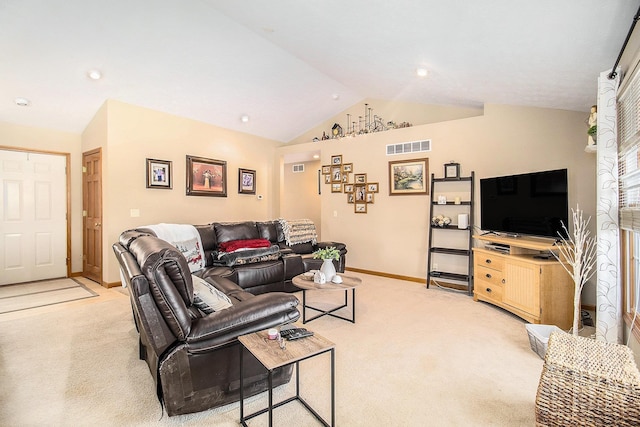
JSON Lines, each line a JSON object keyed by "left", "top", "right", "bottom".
{"left": 212, "top": 245, "right": 281, "bottom": 267}
{"left": 192, "top": 275, "right": 232, "bottom": 314}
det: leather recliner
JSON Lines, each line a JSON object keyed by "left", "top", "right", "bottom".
{"left": 113, "top": 230, "right": 301, "bottom": 416}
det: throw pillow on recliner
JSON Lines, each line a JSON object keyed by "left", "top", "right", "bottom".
{"left": 192, "top": 275, "right": 232, "bottom": 314}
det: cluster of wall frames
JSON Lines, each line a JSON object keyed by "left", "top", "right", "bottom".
{"left": 146, "top": 156, "right": 256, "bottom": 197}
{"left": 322, "top": 154, "right": 379, "bottom": 214}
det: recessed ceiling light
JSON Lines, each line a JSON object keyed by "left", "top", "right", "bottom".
{"left": 87, "top": 69, "right": 102, "bottom": 80}
{"left": 313, "top": 154, "right": 320, "bottom": 159}
{"left": 240, "top": 115, "right": 250, "bottom": 123}
{"left": 416, "top": 68, "right": 428, "bottom": 78}
{"left": 332, "top": 93, "right": 340, "bottom": 100}
{"left": 14, "top": 97, "right": 30, "bottom": 107}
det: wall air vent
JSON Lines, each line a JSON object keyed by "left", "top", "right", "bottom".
{"left": 386, "top": 139, "right": 431, "bottom": 155}
{"left": 292, "top": 164, "right": 305, "bottom": 173}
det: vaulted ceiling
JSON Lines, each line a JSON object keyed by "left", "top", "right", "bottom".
{"left": 1, "top": 0, "right": 638, "bottom": 142}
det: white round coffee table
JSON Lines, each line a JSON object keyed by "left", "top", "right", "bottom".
{"left": 292, "top": 273, "right": 361, "bottom": 324}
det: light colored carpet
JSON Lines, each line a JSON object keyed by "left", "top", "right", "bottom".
{"left": 0, "top": 278, "right": 97, "bottom": 314}
{"left": 0, "top": 274, "right": 543, "bottom": 426}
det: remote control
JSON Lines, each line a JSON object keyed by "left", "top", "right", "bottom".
{"left": 286, "top": 329, "right": 314, "bottom": 340}
{"left": 279, "top": 327, "right": 313, "bottom": 340}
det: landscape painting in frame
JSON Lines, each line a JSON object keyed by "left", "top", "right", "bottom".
{"left": 186, "top": 155, "right": 227, "bottom": 197}
{"left": 389, "top": 158, "right": 429, "bottom": 196}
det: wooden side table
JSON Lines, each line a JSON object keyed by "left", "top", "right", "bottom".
{"left": 292, "top": 273, "right": 361, "bottom": 324}
{"left": 238, "top": 328, "right": 336, "bottom": 426}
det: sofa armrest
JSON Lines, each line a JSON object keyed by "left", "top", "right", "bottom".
{"left": 186, "top": 293, "right": 299, "bottom": 347}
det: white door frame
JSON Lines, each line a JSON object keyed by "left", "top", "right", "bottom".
{"left": 0, "top": 146, "right": 71, "bottom": 281}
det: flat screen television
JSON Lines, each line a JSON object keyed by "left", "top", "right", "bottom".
{"left": 480, "top": 168, "right": 568, "bottom": 239}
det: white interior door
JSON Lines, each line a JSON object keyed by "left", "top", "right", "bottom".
{"left": 0, "top": 150, "right": 67, "bottom": 285}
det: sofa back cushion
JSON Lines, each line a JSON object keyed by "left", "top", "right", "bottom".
{"left": 214, "top": 222, "right": 259, "bottom": 243}
{"left": 256, "top": 221, "right": 279, "bottom": 243}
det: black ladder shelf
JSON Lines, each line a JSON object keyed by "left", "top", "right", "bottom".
{"left": 426, "top": 172, "right": 475, "bottom": 295}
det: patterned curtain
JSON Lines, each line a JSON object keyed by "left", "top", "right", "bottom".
{"left": 596, "top": 69, "right": 622, "bottom": 343}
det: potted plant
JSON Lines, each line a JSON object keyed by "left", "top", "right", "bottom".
{"left": 313, "top": 246, "right": 340, "bottom": 281}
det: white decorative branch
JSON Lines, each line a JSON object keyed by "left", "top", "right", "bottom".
{"left": 552, "top": 206, "right": 597, "bottom": 336}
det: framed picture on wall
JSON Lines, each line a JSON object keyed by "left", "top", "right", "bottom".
{"left": 186, "top": 155, "right": 227, "bottom": 197}
{"left": 388, "top": 158, "right": 429, "bottom": 196}
{"left": 146, "top": 158, "right": 172, "bottom": 189}
{"left": 238, "top": 168, "right": 256, "bottom": 194}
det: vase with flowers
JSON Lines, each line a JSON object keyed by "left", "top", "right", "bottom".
{"left": 313, "top": 246, "right": 340, "bottom": 282}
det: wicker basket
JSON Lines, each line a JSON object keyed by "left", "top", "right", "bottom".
{"left": 535, "top": 331, "right": 640, "bottom": 426}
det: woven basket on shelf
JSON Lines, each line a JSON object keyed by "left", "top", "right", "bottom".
{"left": 535, "top": 331, "right": 640, "bottom": 426}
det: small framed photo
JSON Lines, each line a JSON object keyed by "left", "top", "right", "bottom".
{"left": 331, "top": 155, "right": 342, "bottom": 165}
{"left": 344, "top": 184, "right": 354, "bottom": 193}
{"left": 444, "top": 162, "right": 460, "bottom": 179}
{"left": 238, "top": 168, "right": 256, "bottom": 194}
{"left": 146, "top": 158, "right": 172, "bottom": 189}
{"left": 342, "top": 174, "right": 349, "bottom": 183}
{"left": 367, "top": 182, "right": 379, "bottom": 193}
{"left": 354, "top": 185, "right": 366, "bottom": 201}
{"left": 347, "top": 193, "right": 355, "bottom": 203}
{"left": 322, "top": 165, "right": 331, "bottom": 175}
{"left": 389, "top": 158, "right": 429, "bottom": 196}
{"left": 332, "top": 183, "right": 343, "bottom": 193}
{"left": 186, "top": 155, "right": 227, "bottom": 197}
{"left": 342, "top": 163, "right": 353, "bottom": 173}
{"left": 354, "top": 173, "right": 367, "bottom": 184}
{"left": 355, "top": 202, "right": 367, "bottom": 213}
{"left": 366, "top": 193, "right": 375, "bottom": 203}
{"left": 324, "top": 174, "right": 331, "bottom": 184}
{"left": 331, "top": 166, "right": 342, "bottom": 183}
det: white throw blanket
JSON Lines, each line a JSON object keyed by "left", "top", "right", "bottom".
{"left": 278, "top": 218, "right": 318, "bottom": 246}
{"left": 143, "top": 223, "right": 206, "bottom": 273}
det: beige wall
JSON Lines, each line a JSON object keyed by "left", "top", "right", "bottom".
{"left": 279, "top": 103, "right": 596, "bottom": 304}
{"left": 83, "top": 100, "right": 284, "bottom": 284}
{"left": 281, "top": 160, "right": 321, "bottom": 234}
{"left": 2, "top": 99, "right": 595, "bottom": 303}
{"left": 0, "top": 121, "right": 84, "bottom": 274}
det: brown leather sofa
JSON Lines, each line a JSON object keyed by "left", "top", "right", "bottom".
{"left": 112, "top": 220, "right": 347, "bottom": 416}
{"left": 113, "top": 230, "right": 301, "bottom": 416}
{"left": 193, "top": 220, "right": 347, "bottom": 295}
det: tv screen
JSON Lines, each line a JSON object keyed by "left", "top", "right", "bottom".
{"left": 480, "top": 169, "right": 568, "bottom": 239}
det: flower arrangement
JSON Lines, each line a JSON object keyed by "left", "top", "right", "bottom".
{"left": 431, "top": 215, "right": 451, "bottom": 227}
{"left": 313, "top": 246, "right": 340, "bottom": 260}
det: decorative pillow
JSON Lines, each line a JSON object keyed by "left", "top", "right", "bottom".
{"left": 212, "top": 245, "right": 281, "bottom": 267}
{"left": 191, "top": 275, "right": 232, "bottom": 314}
{"left": 218, "top": 238, "right": 271, "bottom": 253}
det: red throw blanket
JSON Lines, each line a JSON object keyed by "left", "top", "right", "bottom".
{"left": 218, "top": 238, "right": 271, "bottom": 253}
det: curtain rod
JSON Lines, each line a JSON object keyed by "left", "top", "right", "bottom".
{"left": 609, "top": 5, "right": 640, "bottom": 79}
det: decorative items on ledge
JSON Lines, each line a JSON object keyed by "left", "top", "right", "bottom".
{"left": 312, "top": 102, "right": 412, "bottom": 142}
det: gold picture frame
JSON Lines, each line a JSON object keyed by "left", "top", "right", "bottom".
{"left": 388, "top": 158, "right": 428, "bottom": 196}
